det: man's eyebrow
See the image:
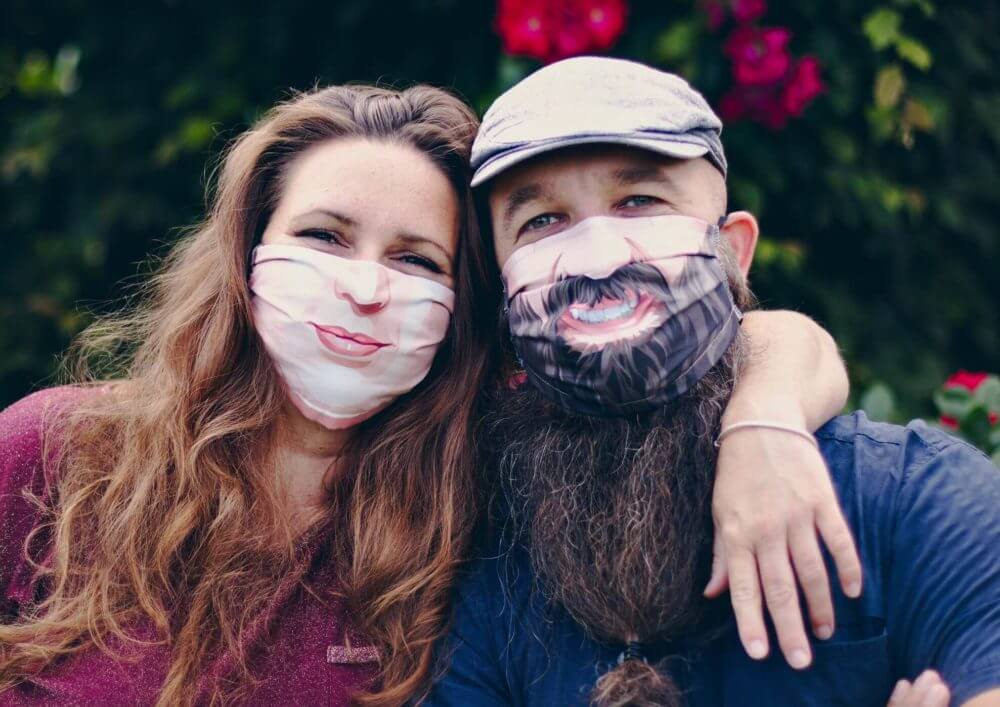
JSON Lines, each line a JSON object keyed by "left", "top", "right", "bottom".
{"left": 397, "top": 233, "right": 453, "bottom": 265}
{"left": 612, "top": 165, "right": 673, "bottom": 186}
{"left": 290, "top": 208, "right": 358, "bottom": 227}
{"left": 502, "top": 183, "right": 549, "bottom": 230}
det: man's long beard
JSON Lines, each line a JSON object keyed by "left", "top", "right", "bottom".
{"left": 487, "top": 333, "right": 746, "bottom": 649}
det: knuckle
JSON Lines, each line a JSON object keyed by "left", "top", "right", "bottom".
{"left": 764, "top": 582, "right": 798, "bottom": 608}
{"left": 720, "top": 521, "right": 749, "bottom": 546}
{"left": 750, "top": 518, "right": 780, "bottom": 541}
{"left": 796, "top": 561, "right": 828, "bottom": 588}
{"left": 826, "top": 531, "right": 856, "bottom": 557}
{"left": 729, "top": 580, "right": 760, "bottom": 605}
{"left": 787, "top": 506, "right": 815, "bottom": 527}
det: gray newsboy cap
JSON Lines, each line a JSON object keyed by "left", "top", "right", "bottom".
{"left": 471, "top": 56, "right": 726, "bottom": 187}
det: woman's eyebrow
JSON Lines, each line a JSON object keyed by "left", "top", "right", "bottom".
{"left": 289, "top": 208, "right": 358, "bottom": 227}
{"left": 398, "top": 233, "right": 453, "bottom": 264}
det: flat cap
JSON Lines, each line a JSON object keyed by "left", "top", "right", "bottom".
{"left": 471, "top": 56, "right": 726, "bottom": 187}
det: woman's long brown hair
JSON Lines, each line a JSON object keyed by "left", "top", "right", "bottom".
{"left": 0, "top": 84, "right": 502, "bottom": 706}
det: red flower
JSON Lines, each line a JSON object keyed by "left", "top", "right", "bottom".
{"left": 945, "top": 370, "right": 989, "bottom": 392}
{"left": 495, "top": 0, "right": 551, "bottom": 60}
{"left": 702, "top": 0, "right": 727, "bottom": 30}
{"left": 780, "top": 55, "right": 824, "bottom": 116}
{"left": 939, "top": 415, "right": 959, "bottom": 430}
{"left": 724, "top": 26, "right": 792, "bottom": 86}
{"left": 578, "top": 0, "right": 627, "bottom": 49}
{"left": 731, "top": 0, "right": 767, "bottom": 24}
{"left": 941, "top": 371, "right": 998, "bottom": 427}
{"left": 495, "top": 0, "right": 627, "bottom": 63}
{"left": 718, "top": 85, "right": 788, "bottom": 129}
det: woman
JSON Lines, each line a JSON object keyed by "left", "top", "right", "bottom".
{"left": 0, "top": 83, "right": 851, "bottom": 705}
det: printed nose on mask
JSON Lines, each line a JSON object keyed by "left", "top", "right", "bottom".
{"left": 554, "top": 224, "right": 636, "bottom": 281}
{"left": 333, "top": 261, "right": 391, "bottom": 313}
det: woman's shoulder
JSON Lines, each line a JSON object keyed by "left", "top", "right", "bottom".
{"left": 0, "top": 385, "right": 103, "bottom": 492}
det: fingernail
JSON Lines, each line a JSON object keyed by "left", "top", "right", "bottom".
{"left": 846, "top": 581, "right": 862, "bottom": 597}
{"left": 748, "top": 640, "right": 767, "bottom": 659}
{"left": 789, "top": 649, "right": 810, "bottom": 669}
{"left": 814, "top": 624, "right": 833, "bottom": 640}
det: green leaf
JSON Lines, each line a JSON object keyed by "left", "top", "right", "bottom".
{"left": 989, "top": 425, "right": 1000, "bottom": 450}
{"left": 934, "top": 386, "right": 973, "bottom": 419}
{"left": 973, "top": 376, "right": 1000, "bottom": 413}
{"left": 991, "top": 448, "right": 1000, "bottom": 469}
{"left": 874, "top": 64, "right": 906, "bottom": 108}
{"left": 959, "top": 404, "right": 992, "bottom": 447}
{"left": 654, "top": 20, "right": 698, "bottom": 64}
{"left": 863, "top": 9, "right": 902, "bottom": 51}
{"left": 901, "top": 98, "right": 935, "bottom": 132}
{"left": 497, "top": 55, "right": 533, "bottom": 91}
{"left": 861, "top": 383, "right": 896, "bottom": 422}
{"left": 895, "top": 36, "right": 933, "bottom": 70}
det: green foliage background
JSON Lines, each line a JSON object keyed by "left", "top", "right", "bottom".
{"left": 2, "top": 0, "right": 998, "bottom": 414}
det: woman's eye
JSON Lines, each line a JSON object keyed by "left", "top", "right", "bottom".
{"left": 398, "top": 253, "right": 444, "bottom": 274}
{"left": 618, "top": 195, "right": 660, "bottom": 209}
{"left": 297, "top": 228, "right": 345, "bottom": 245}
{"left": 521, "top": 213, "right": 562, "bottom": 234}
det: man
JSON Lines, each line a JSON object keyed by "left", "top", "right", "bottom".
{"left": 426, "top": 57, "right": 1000, "bottom": 705}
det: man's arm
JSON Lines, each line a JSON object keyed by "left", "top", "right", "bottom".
{"left": 707, "top": 309, "right": 861, "bottom": 669}
{"left": 888, "top": 438, "right": 1000, "bottom": 705}
{"left": 965, "top": 690, "right": 1000, "bottom": 707}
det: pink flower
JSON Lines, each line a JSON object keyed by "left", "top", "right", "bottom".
{"left": 731, "top": 0, "right": 767, "bottom": 24}
{"left": 781, "top": 55, "right": 824, "bottom": 116}
{"left": 495, "top": 0, "right": 627, "bottom": 63}
{"left": 724, "top": 25, "right": 792, "bottom": 86}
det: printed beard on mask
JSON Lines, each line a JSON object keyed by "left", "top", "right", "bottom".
{"left": 502, "top": 215, "right": 742, "bottom": 417}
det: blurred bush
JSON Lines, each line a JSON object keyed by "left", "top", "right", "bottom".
{"left": 1, "top": 0, "right": 998, "bottom": 417}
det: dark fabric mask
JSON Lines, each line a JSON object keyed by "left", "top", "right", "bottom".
{"left": 502, "top": 214, "right": 742, "bottom": 417}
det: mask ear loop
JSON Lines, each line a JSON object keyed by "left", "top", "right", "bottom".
{"left": 711, "top": 214, "right": 745, "bottom": 324}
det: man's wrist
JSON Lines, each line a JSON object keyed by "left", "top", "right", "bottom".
{"left": 721, "top": 393, "right": 809, "bottom": 431}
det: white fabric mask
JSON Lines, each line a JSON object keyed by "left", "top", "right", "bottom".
{"left": 250, "top": 243, "right": 454, "bottom": 429}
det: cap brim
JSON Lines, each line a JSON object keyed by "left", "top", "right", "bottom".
{"left": 470, "top": 135, "right": 710, "bottom": 187}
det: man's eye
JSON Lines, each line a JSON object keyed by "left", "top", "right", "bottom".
{"left": 398, "top": 253, "right": 444, "bottom": 274}
{"left": 618, "top": 195, "right": 660, "bottom": 209}
{"left": 521, "top": 213, "right": 562, "bottom": 233}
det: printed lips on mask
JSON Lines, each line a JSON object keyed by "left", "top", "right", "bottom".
{"left": 250, "top": 243, "right": 454, "bottom": 430}
{"left": 502, "top": 214, "right": 742, "bottom": 417}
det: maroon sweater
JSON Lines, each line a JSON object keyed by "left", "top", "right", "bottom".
{"left": 0, "top": 387, "right": 376, "bottom": 705}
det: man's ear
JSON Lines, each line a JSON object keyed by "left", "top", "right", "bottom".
{"left": 720, "top": 210, "right": 759, "bottom": 277}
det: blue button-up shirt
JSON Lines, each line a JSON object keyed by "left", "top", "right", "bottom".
{"left": 427, "top": 413, "right": 1000, "bottom": 706}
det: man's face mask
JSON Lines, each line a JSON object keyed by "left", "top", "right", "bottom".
{"left": 501, "top": 214, "right": 742, "bottom": 417}
{"left": 250, "top": 244, "right": 454, "bottom": 429}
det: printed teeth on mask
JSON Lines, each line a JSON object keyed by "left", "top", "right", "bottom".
{"left": 569, "top": 294, "right": 639, "bottom": 323}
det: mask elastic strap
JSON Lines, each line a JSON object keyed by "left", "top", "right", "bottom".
{"left": 711, "top": 215, "right": 727, "bottom": 248}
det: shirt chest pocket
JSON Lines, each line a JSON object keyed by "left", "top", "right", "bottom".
{"left": 718, "top": 618, "right": 892, "bottom": 706}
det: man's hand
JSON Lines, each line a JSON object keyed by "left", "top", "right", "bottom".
{"left": 705, "top": 425, "right": 863, "bottom": 669}
{"left": 889, "top": 671, "right": 951, "bottom": 707}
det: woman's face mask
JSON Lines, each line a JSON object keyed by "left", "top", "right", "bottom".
{"left": 502, "top": 214, "right": 742, "bottom": 417}
{"left": 250, "top": 243, "right": 454, "bottom": 429}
